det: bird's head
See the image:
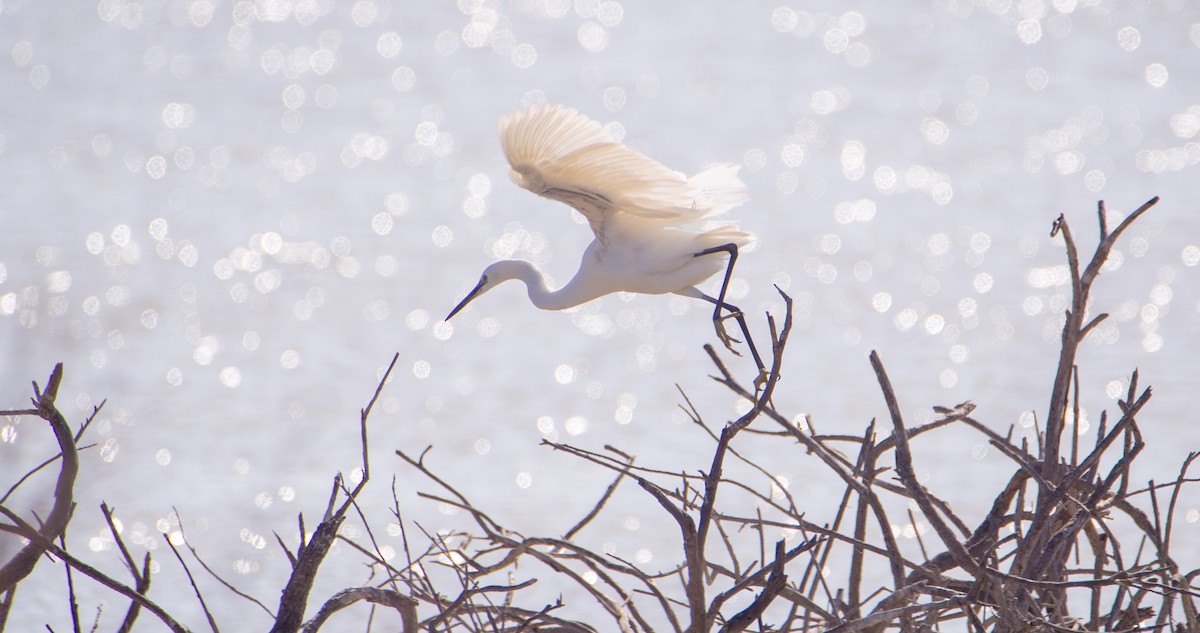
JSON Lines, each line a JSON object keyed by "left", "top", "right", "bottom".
{"left": 445, "top": 261, "right": 531, "bottom": 321}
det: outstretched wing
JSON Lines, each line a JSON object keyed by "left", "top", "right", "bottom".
{"left": 499, "top": 104, "right": 747, "bottom": 242}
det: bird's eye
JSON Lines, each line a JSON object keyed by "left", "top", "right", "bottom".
{"left": 480, "top": 275, "right": 488, "bottom": 285}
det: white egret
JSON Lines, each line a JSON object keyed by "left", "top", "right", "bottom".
{"left": 446, "top": 104, "right": 763, "bottom": 370}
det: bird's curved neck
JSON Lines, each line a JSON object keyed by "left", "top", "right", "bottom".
{"left": 510, "top": 261, "right": 601, "bottom": 311}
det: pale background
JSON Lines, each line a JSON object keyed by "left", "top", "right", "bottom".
{"left": 1, "top": 1, "right": 1199, "bottom": 629}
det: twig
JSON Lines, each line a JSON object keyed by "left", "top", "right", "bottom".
{"left": 564, "top": 456, "right": 633, "bottom": 541}
{"left": 101, "top": 503, "right": 153, "bottom": 633}
{"left": 0, "top": 509, "right": 188, "bottom": 633}
{"left": 0, "top": 364, "right": 80, "bottom": 594}
{"left": 270, "top": 353, "right": 398, "bottom": 633}
{"left": 60, "top": 531, "right": 81, "bottom": 633}
{"left": 164, "top": 534, "right": 220, "bottom": 633}
{"left": 717, "top": 541, "right": 789, "bottom": 633}
{"left": 869, "top": 350, "right": 977, "bottom": 578}
{"left": 173, "top": 507, "right": 275, "bottom": 618}
{"left": 300, "top": 587, "right": 417, "bottom": 633}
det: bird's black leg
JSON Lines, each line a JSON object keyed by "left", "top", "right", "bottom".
{"left": 692, "top": 243, "right": 766, "bottom": 372}
{"left": 694, "top": 291, "right": 766, "bottom": 377}
{"left": 694, "top": 243, "right": 742, "bottom": 349}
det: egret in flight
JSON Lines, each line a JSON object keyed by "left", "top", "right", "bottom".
{"left": 446, "top": 104, "right": 763, "bottom": 370}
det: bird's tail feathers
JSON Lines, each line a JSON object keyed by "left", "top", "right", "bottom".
{"left": 689, "top": 163, "right": 749, "bottom": 217}
{"left": 699, "top": 224, "right": 756, "bottom": 252}
{"left": 621, "top": 162, "right": 749, "bottom": 223}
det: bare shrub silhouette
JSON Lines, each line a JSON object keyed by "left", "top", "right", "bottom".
{"left": 1, "top": 197, "right": 1196, "bottom": 631}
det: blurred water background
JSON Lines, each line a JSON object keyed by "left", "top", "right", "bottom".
{"left": 2, "top": 1, "right": 1199, "bottom": 629}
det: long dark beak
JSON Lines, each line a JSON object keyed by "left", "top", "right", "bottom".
{"left": 445, "top": 278, "right": 486, "bottom": 321}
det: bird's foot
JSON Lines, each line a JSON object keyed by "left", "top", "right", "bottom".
{"left": 713, "top": 314, "right": 743, "bottom": 354}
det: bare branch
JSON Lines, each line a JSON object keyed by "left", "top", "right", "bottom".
{"left": 0, "top": 364, "right": 80, "bottom": 594}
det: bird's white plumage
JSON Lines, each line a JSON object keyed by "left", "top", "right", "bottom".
{"left": 499, "top": 104, "right": 751, "bottom": 247}
{"left": 448, "top": 103, "right": 756, "bottom": 358}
